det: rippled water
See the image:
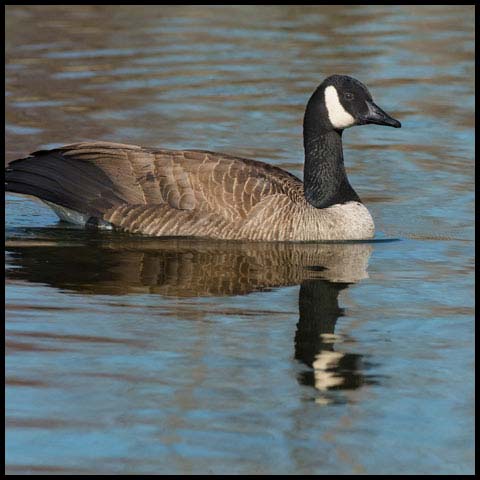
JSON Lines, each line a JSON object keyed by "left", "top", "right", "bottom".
{"left": 5, "top": 5, "right": 474, "bottom": 475}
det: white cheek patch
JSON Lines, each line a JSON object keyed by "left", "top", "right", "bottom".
{"left": 324, "top": 85, "right": 355, "bottom": 129}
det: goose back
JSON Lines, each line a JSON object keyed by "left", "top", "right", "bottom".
{"left": 7, "top": 141, "right": 332, "bottom": 240}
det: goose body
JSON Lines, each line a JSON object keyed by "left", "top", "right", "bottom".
{"left": 5, "top": 75, "right": 400, "bottom": 241}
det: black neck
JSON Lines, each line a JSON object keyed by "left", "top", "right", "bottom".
{"left": 303, "top": 100, "right": 360, "bottom": 209}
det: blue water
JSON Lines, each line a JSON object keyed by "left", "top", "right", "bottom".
{"left": 5, "top": 5, "right": 474, "bottom": 475}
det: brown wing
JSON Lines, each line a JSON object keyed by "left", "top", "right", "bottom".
{"left": 6, "top": 141, "right": 304, "bottom": 228}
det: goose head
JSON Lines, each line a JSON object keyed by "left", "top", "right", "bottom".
{"left": 306, "top": 74, "right": 401, "bottom": 132}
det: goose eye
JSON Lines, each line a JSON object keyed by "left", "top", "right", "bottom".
{"left": 345, "top": 92, "right": 354, "bottom": 100}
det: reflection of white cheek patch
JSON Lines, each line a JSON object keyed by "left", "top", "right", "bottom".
{"left": 325, "top": 86, "right": 355, "bottom": 129}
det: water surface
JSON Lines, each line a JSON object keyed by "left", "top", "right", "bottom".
{"left": 5, "top": 5, "right": 475, "bottom": 475}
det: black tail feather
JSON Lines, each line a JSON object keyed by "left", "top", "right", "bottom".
{"left": 5, "top": 151, "right": 126, "bottom": 218}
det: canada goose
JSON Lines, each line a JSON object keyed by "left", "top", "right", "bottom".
{"left": 5, "top": 75, "right": 401, "bottom": 241}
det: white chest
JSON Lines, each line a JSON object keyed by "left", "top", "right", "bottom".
{"left": 296, "top": 201, "right": 375, "bottom": 241}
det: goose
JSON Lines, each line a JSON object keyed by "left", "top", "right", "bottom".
{"left": 5, "top": 74, "right": 401, "bottom": 241}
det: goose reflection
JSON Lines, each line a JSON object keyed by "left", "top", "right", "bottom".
{"left": 296, "top": 279, "right": 377, "bottom": 403}
{"left": 6, "top": 233, "right": 375, "bottom": 402}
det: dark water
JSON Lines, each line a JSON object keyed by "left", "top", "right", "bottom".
{"left": 5, "top": 5, "right": 474, "bottom": 475}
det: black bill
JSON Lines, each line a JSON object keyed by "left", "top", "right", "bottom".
{"left": 362, "top": 101, "right": 401, "bottom": 128}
